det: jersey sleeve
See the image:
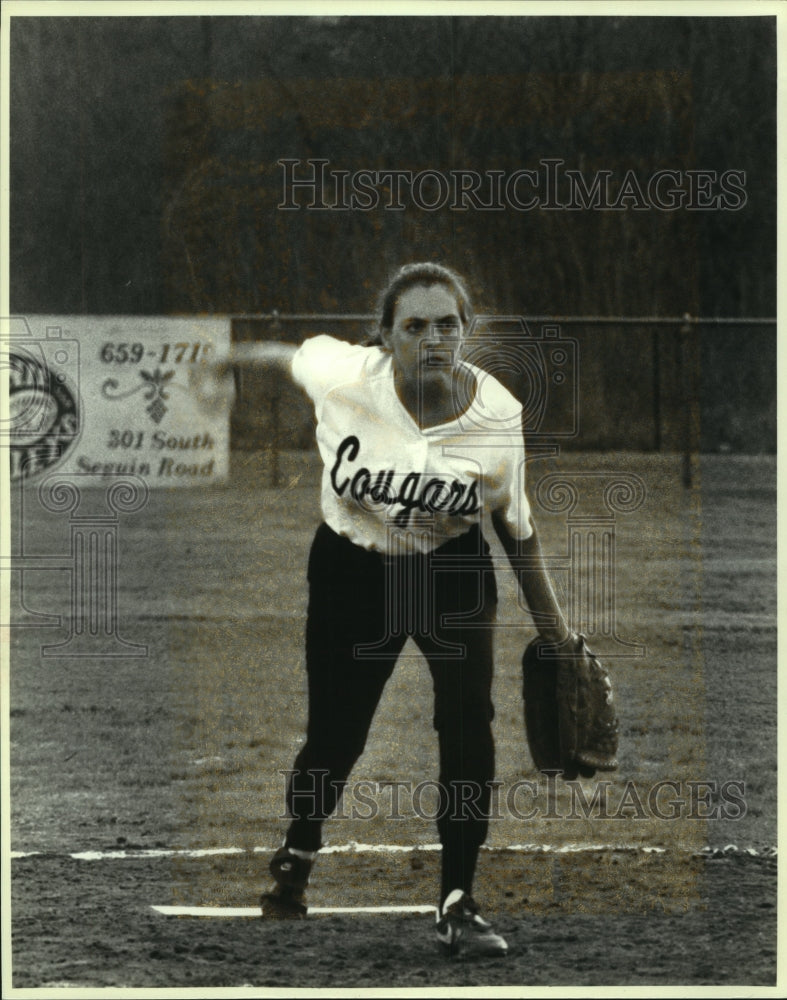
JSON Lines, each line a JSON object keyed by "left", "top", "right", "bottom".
{"left": 291, "top": 335, "right": 371, "bottom": 413}
{"left": 469, "top": 369, "right": 533, "bottom": 540}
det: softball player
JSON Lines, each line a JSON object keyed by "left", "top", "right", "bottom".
{"left": 228, "top": 263, "right": 571, "bottom": 957}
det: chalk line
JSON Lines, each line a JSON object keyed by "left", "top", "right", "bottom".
{"left": 10, "top": 842, "right": 776, "bottom": 861}
{"left": 71, "top": 847, "right": 246, "bottom": 861}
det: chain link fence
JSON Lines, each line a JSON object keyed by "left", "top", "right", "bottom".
{"left": 230, "top": 314, "right": 776, "bottom": 487}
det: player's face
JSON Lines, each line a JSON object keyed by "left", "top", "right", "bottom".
{"left": 382, "top": 283, "right": 464, "bottom": 391}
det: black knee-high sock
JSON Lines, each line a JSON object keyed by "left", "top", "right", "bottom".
{"left": 440, "top": 836, "right": 480, "bottom": 908}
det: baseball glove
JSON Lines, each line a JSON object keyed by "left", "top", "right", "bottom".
{"left": 522, "top": 633, "right": 619, "bottom": 780}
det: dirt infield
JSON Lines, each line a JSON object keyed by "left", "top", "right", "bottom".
{"left": 8, "top": 452, "right": 777, "bottom": 989}
{"left": 10, "top": 851, "right": 777, "bottom": 988}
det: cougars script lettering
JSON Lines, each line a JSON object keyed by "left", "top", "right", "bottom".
{"left": 330, "top": 435, "right": 480, "bottom": 528}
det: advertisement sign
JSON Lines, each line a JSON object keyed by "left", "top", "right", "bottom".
{"left": 5, "top": 315, "right": 231, "bottom": 486}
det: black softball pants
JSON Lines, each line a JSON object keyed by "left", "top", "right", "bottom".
{"left": 284, "top": 521, "right": 498, "bottom": 905}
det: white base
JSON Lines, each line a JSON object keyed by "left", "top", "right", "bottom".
{"left": 152, "top": 904, "right": 438, "bottom": 917}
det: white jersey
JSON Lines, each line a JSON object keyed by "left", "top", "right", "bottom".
{"left": 292, "top": 335, "right": 533, "bottom": 555}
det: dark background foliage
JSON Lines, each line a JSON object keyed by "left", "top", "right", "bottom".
{"left": 9, "top": 16, "right": 776, "bottom": 450}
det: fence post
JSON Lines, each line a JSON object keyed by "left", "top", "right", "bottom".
{"left": 680, "top": 313, "right": 698, "bottom": 489}
{"left": 269, "top": 310, "right": 281, "bottom": 487}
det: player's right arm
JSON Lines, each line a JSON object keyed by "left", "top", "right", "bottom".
{"left": 221, "top": 340, "right": 298, "bottom": 374}
{"left": 198, "top": 334, "right": 367, "bottom": 411}
{"left": 191, "top": 341, "right": 297, "bottom": 410}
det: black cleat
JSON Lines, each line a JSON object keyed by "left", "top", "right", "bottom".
{"left": 260, "top": 846, "right": 313, "bottom": 920}
{"left": 260, "top": 885, "right": 308, "bottom": 920}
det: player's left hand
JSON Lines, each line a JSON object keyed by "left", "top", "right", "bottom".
{"left": 522, "top": 632, "right": 620, "bottom": 780}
